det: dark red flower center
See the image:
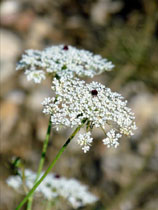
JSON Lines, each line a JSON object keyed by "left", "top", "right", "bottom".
{"left": 63, "top": 45, "right": 69, "bottom": 50}
{"left": 91, "top": 90, "right": 98, "bottom": 96}
{"left": 55, "top": 174, "right": 60, "bottom": 179}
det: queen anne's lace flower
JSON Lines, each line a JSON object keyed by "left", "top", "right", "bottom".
{"left": 102, "top": 129, "right": 122, "bottom": 148}
{"left": 6, "top": 169, "right": 98, "bottom": 209}
{"left": 16, "top": 45, "right": 114, "bottom": 83}
{"left": 77, "top": 132, "right": 93, "bottom": 153}
{"left": 42, "top": 75, "right": 137, "bottom": 152}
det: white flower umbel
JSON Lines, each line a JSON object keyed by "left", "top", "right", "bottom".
{"left": 7, "top": 169, "right": 38, "bottom": 192}
{"left": 6, "top": 169, "right": 98, "bottom": 209}
{"left": 16, "top": 45, "right": 114, "bottom": 83}
{"left": 42, "top": 75, "right": 137, "bottom": 151}
{"left": 102, "top": 129, "right": 122, "bottom": 148}
{"left": 77, "top": 132, "right": 93, "bottom": 153}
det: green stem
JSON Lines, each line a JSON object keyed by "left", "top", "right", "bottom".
{"left": 26, "top": 118, "right": 52, "bottom": 210}
{"left": 16, "top": 121, "right": 86, "bottom": 210}
{"left": 21, "top": 167, "right": 28, "bottom": 194}
{"left": 36, "top": 118, "right": 52, "bottom": 180}
{"left": 26, "top": 197, "right": 33, "bottom": 210}
{"left": 46, "top": 200, "right": 52, "bottom": 210}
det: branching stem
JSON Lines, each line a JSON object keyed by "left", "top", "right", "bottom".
{"left": 16, "top": 120, "right": 86, "bottom": 210}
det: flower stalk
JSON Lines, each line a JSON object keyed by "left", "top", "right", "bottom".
{"left": 26, "top": 117, "right": 52, "bottom": 210}
{"left": 16, "top": 120, "right": 86, "bottom": 210}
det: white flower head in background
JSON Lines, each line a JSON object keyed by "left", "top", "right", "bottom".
{"left": 6, "top": 169, "right": 37, "bottom": 192}
{"left": 6, "top": 176, "right": 22, "bottom": 189}
{"left": 6, "top": 169, "right": 98, "bottom": 209}
{"left": 16, "top": 45, "right": 114, "bottom": 83}
{"left": 42, "top": 75, "right": 137, "bottom": 152}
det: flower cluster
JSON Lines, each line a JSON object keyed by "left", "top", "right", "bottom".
{"left": 42, "top": 75, "right": 137, "bottom": 152}
{"left": 102, "top": 129, "right": 122, "bottom": 148}
{"left": 25, "top": 70, "right": 46, "bottom": 83}
{"left": 16, "top": 44, "right": 137, "bottom": 152}
{"left": 16, "top": 45, "right": 114, "bottom": 83}
{"left": 42, "top": 76, "right": 136, "bottom": 152}
{"left": 77, "top": 132, "right": 93, "bottom": 153}
{"left": 6, "top": 169, "right": 98, "bottom": 209}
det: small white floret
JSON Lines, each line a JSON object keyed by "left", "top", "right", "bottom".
{"left": 77, "top": 132, "right": 93, "bottom": 153}
{"left": 102, "top": 129, "right": 122, "bottom": 148}
{"left": 25, "top": 70, "right": 46, "bottom": 83}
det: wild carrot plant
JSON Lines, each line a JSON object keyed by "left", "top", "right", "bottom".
{"left": 6, "top": 45, "right": 136, "bottom": 209}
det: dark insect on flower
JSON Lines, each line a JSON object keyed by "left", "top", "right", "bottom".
{"left": 63, "top": 45, "right": 69, "bottom": 50}
{"left": 91, "top": 90, "right": 98, "bottom": 96}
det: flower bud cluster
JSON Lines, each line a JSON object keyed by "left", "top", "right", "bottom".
{"left": 42, "top": 75, "right": 137, "bottom": 152}
{"left": 16, "top": 45, "right": 114, "bottom": 83}
{"left": 6, "top": 169, "right": 98, "bottom": 209}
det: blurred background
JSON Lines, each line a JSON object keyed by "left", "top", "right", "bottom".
{"left": 0, "top": 0, "right": 158, "bottom": 209}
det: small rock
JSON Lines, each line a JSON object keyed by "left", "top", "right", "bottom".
{"left": 0, "top": 29, "right": 22, "bottom": 83}
{"left": 0, "top": 100, "right": 19, "bottom": 138}
{"left": 0, "top": 0, "right": 20, "bottom": 25}
{"left": 26, "top": 87, "right": 52, "bottom": 112}
{"left": 0, "top": 29, "right": 21, "bottom": 60}
{"left": 130, "top": 93, "right": 158, "bottom": 134}
{"left": 102, "top": 153, "right": 144, "bottom": 185}
{"left": 25, "top": 18, "right": 51, "bottom": 49}
{"left": 5, "top": 90, "right": 25, "bottom": 105}
{"left": 91, "top": 0, "right": 122, "bottom": 25}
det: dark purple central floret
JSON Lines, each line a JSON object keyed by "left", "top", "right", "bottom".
{"left": 63, "top": 45, "right": 69, "bottom": 50}
{"left": 55, "top": 174, "right": 60, "bottom": 179}
{"left": 91, "top": 90, "right": 98, "bottom": 96}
